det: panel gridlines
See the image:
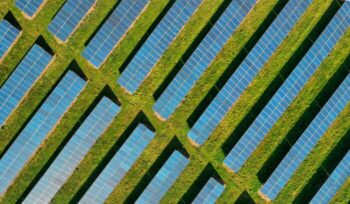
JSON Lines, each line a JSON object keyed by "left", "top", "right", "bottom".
{"left": 0, "top": 44, "right": 52, "bottom": 126}
{"left": 79, "top": 124, "right": 155, "bottom": 204}
{"left": 0, "top": 70, "right": 86, "bottom": 195}
{"left": 135, "top": 150, "right": 189, "bottom": 204}
{"left": 48, "top": 0, "right": 96, "bottom": 42}
{"left": 82, "top": 0, "right": 149, "bottom": 68}
{"left": 310, "top": 150, "right": 350, "bottom": 204}
{"left": 117, "top": 0, "right": 203, "bottom": 94}
{"left": 0, "top": 19, "right": 20, "bottom": 61}
{"left": 152, "top": 0, "right": 256, "bottom": 120}
{"left": 15, "top": 0, "right": 44, "bottom": 18}
{"left": 224, "top": 1, "right": 350, "bottom": 173}
{"left": 259, "top": 73, "right": 350, "bottom": 201}
{"left": 192, "top": 177, "right": 225, "bottom": 204}
{"left": 188, "top": 0, "right": 313, "bottom": 146}
{"left": 23, "top": 96, "right": 120, "bottom": 204}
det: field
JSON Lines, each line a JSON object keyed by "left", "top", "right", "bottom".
{"left": 0, "top": 0, "right": 350, "bottom": 203}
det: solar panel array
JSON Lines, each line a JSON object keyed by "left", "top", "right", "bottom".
{"left": 82, "top": 0, "right": 149, "bottom": 68}
{"left": 2, "top": 0, "right": 350, "bottom": 203}
{"left": 15, "top": 0, "right": 44, "bottom": 18}
{"left": 48, "top": 0, "right": 96, "bottom": 42}
{"left": 310, "top": 149, "right": 350, "bottom": 204}
{"left": 0, "top": 44, "right": 53, "bottom": 127}
{"left": 152, "top": 0, "right": 256, "bottom": 120}
{"left": 188, "top": 0, "right": 313, "bottom": 147}
{"left": 0, "top": 70, "right": 86, "bottom": 195}
{"left": 192, "top": 177, "right": 225, "bottom": 204}
{"left": 135, "top": 150, "right": 189, "bottom": 203}
{"left": 0, "top": 19, "right": 20, "bottom": 61}
{"left": 224, "top": 2, "right": 350, "bottom": 173}
{"left": 79, "top": 124, "right": 155, "bottom": 204}
{"left": 117, "top": 0, "right": 203, "bottom": 94}
{"left": 259, "top": 73, "right": 350, "bottom": 201}
{"left": 23, "top": 96, "right": 120, "bottom": 203}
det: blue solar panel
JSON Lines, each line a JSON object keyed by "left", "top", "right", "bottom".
{"left": 0, "top": 19, "right": 20, "bottom": 62}
{"left": 79, "top": 124, "right": 155, "bottom": 204}
{"left": 224, "top": 2, "right": 350, "bottom": 173}
{"left": 310, "top": 150, "right": 350, "bottom": 204}
{"left": 117, "top": 0, "right": 203, "bottom": 94}
{"left": 0, "top": 70, "right": 86, "bottom": 195}
{"left": 192, "top": 177, "right": 225, "bottom": 204}
{"left": 15, "top": 0, "right": 44, "bottom": 18}
{"left": 0, "top": 44, "right": 53, "bottom": 127}
{"left": 135, "top": 150, "right": 189, "bottom": 203}
{"left": 152, "top": 0, "right": 256, "bottom": 120}
{"left": 259, "top": 73, "right": 350, "bottom": 201}
{"left": 48, "top": 0, "right": 96, "bottom": 42}
{"left": 82, "top": 0, "right": 149, "bottom": 68}
{"left": 23, "top": 96, "right": 120, "bottom": 203}
{"left": 188, "top": 0, "right": 313, "bottom": 146}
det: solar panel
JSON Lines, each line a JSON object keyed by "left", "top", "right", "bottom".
{"left": 135, "top": 150, "right": 189, "bottom": 203}
{"left": 224, "top": 2, "right": 350, "bottom": 173}
{"left": 0, "top": 70, "right": 86, "bottom": 195}
{"left": 310, "top": 150, "right": 350, "bottom": 204}
{"left": 79, "top": 124, "right": 155, "bottom": 204}
{"left": 152, "top": 0, "right": 256, "bottom": 120}
{"left": 192, "top": 177, "right": 225, "bottom": 204}
{"left": 0, "top": 19, "right": 20, "bottom": 62}
{"left": 0, "top": 44, "right": 53, "bottom": 127}
{"left": 117, "top": 0, "right": 203, "bottom": 94}
{"left": 15, "top": 0, "right": 45, "bottom": 18}
{"left": 48, "top": 0, "right": 96, "bottom": 42}
{"left": 188, "top": 0, "right": 313, "bottom": 146}
{"left": 23, "top": 96, "right": 120, "bottom": 204}
{"left": 82, "top": 0, "right": 149, "bottom": 68}
{"left": 259, "top": 73, "right": 350, "bottom": 201}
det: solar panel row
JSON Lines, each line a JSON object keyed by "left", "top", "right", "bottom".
{"left": 192, "top": 177, "right": 225, "bottom": 204}
{"left": 48, "top": 0, "right": 96, "bottom": 42}
{"left": 224, "top": 1, "right": 350, "bottom": 173}
{"left": 0, "top": 70, "right": 86, "bottom": 196}
{"left": 135, "top": 150, "right": 189, "bottom": 204}
{"left": 15, "top": 0, "right": 45, "bottom": 18}
{"left": 23, "top": 96, "right": 120, "bottom": 204}
{"left": 0, "top": 44, "right": 53, "bottom": 127}
{"left": 259, "top": 72, "right": 350, "bottom": 201}
{"left": 79, "top": 124, "right": 155, "bottom": 204}
{"left": 188, "top": 0, "right": 313, "bottom": 147}
{"left": 82, "top": 0, "right": 149, "bottom": 68}
{"left": 0, "top": 19, "right": 20, "bottom": 62}
{"left": 117, "top": 0, "right": 203, "bottom": 94}
{"left": 152, "top": 0, "right": 256, "bottom": 121}
{"left": 310, "top": 149, "right": 350, "bottom": 204}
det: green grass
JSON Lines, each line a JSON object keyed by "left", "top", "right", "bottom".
{"left": 0, "top": 0, "right": 350, "bottom": 203}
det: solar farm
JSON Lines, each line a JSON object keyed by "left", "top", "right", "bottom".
{"left": 0, "top": 0, "right": 349, "bottom": 203}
